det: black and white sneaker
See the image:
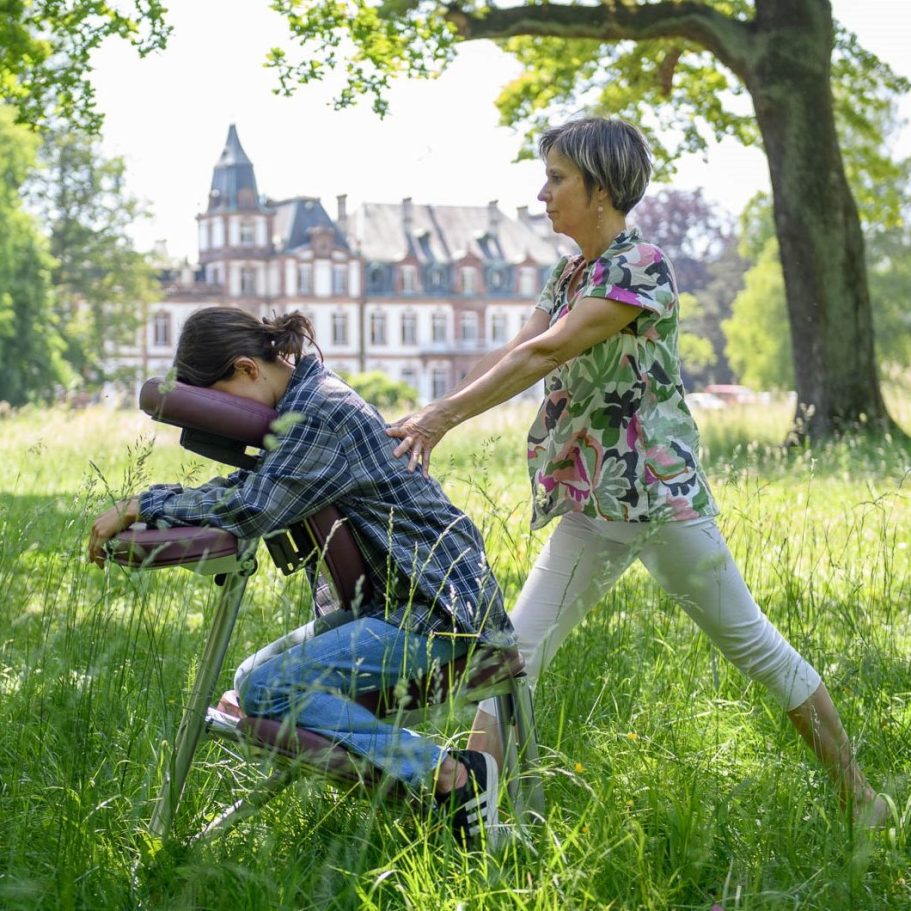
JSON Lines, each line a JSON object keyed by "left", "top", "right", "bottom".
{"left": 440, "top": 750, "right": 500, "bottom": 848}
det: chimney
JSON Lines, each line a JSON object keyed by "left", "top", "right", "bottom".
{"left": 336, "top": 193, "right": 348, "bottom": 238}
{"left": 402, "top": 197, "right": 413, "bottom": 235}
{"left": 517, "top": 205, "right": 530, "bottom": 221}
{"left": 487, "top": 200, "right": 501, "bottom": 234}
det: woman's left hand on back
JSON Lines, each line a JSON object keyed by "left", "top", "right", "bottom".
{"left": 386, "top": 404, "right": 454, "bottom": 476}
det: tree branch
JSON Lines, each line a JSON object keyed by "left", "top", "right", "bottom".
{"left": 446, "top": 2, "right": 754, "bottom": 80}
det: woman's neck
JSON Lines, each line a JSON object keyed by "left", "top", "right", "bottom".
{"left": 268, "top": 359, "right": 295, "bottom": 404}
{"left": 578, "top": 211, "right": 628, "bottom": 262}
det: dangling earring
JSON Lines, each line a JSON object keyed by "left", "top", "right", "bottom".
{"left": 596, "top": 204, "right": 603, "bottom": 230}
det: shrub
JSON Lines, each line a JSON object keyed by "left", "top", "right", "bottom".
{"left": 337, "top": 370, "right": 418, "bottom": 410}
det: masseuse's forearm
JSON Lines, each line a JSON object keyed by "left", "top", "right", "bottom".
{"left": 440, "top": 342, "right": 558, "bottom": 426}
{"left": 444, "top": 345, "right": 512, "bottom": 398}
{"left": 446, "top": 311, "right": 551, "bottom": 399}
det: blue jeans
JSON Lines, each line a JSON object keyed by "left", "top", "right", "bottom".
{"left": 238, "top": 617, "right": 467, "bottom": 787}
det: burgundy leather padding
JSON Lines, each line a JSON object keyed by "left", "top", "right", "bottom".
{"left": 140, "top": 377, "right": 276, "bottom": 447}
{"left": 355, "top": 645, "right": 525, "bottom": 717}
{"left": 236, "top": 716, "right": 403, "bottom": 795}
{"left": 109, "top": 526, "right": 237, "bottom": 569}
{"left": 304, "top": 506, "right": 373, "bottom": 610}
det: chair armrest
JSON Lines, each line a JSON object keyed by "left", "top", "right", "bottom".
{"left": 108, "top": 525, "right": 240, "bottom": 575}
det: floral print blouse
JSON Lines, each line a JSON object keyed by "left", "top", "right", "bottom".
{"left": 527, "top": 228, "right": 717, "bottom": 528}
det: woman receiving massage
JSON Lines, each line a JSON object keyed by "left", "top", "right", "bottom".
{"left": 88, "top": 305, "right": 512, "bottom": 846}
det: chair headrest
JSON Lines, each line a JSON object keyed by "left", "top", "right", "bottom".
{"left": 140, "top": 377, "right": 278, "bottom": 448}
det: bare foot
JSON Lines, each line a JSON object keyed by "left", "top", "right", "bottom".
{"left": 853, "top": 791, "right": 891, "bottom": 829}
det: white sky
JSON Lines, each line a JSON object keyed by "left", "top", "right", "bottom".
{"left": 89, "top": 0, "right": 911, "bottom": 262}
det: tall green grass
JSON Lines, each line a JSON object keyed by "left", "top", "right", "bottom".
{"left": 0, "top": 400, "right": 909, "bottom": 910}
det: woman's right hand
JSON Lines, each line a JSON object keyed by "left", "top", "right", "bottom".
{"left": 385, "top": 402, "right": 456, "bottom": 477}
{"left": 88, "top": 496, "right": 140, "bottom": 567}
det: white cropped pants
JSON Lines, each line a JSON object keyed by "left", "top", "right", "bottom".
{"left": 480, "top": 512, "right": 820, "bottom": 716}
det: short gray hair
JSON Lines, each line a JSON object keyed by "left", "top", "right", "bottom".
{"left": 539, "top": 117, "right": 652, "bottom": 214}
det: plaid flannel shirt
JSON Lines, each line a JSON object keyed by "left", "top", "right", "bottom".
{"left": 139, "top": 358, "right": 513, "bottom": 646}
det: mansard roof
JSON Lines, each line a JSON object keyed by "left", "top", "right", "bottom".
{"left": 354, "top": 201, "right": 573, "bottom": 265}
{"left": 272, "top": 197, "right": 350, "bottom": 252}
{"left": 207, "top": 125, "right": 265, "bottom": 213}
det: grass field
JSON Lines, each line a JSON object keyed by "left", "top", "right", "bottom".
{"left": 0, "top": 395, "right": 909, "bottom": 910}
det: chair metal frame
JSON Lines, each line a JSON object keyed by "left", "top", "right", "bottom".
{"left": 110, "top": 378, "right": 544, "bottom": 841}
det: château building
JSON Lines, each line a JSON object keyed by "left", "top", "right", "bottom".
{"left": 114, "top": 125, "right": 574, "bottom": 402}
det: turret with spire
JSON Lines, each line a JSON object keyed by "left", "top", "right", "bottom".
{"left": 207, "top": 124, "right": 265, "bottom": 213}
{"left": 197, "top": 124, "right": 273, "bottom": 282}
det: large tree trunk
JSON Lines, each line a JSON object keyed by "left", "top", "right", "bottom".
{"left": 746, "top": 0, "right": 892, "bottom": 439}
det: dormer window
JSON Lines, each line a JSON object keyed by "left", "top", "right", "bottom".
{"left": 426, "top": 265, "right": 449, "bottom": 292}
{"left": 240, "top": 220, "right": 255, "bottom": 246}
{"left": 367, "top": 264, "right": 387, "bottom": 293}
{"left": 487, "top": 267, "right": 508, "bottom": 292}
{"left": 310, "top": 226, "right": 332, "bottom": 257}
{"left": 460, "top": 267, "right": 477, "bottom": 295}
{"left": 519, "top": 267, "right": 537, "bottom": 297}
{"left": 402, "top": 265, "right": 418, "bottom": 295}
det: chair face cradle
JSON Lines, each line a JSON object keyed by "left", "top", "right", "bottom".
{"left": 113, "top": 377, "right": 543, "bottom": 842}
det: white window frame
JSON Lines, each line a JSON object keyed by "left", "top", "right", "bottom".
{"left": 298, "top": 263, "right": 313, "bottom": 295}
{"left": 490, "top": 312, "right": 508, "bottom": 344}
{"left": 240, "top": 266, "right": 257, "bottom": 296}
{"left": 460, "top": 312, "right": 478, "bottom": 343}
{"left": 153, "top": 310, "right": 171, "bottom": 347}
{"left": 370, "top": 311, "right": 387, "bottom": 346}
{"left": 431, "top": 367, "right": 449, "bottom": 399}
{"left": 431, "top": 312, "right": 447, "bottom": 344}
{"left": 401, "top": 312, "right": 417, "bottom": 345}
{"left": 332, "top": 312, "right": 349, "bottom": 345}
{"left": 332, "top": 263, "right": 348, "bottom": 296}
